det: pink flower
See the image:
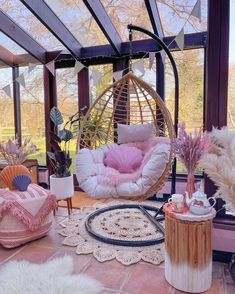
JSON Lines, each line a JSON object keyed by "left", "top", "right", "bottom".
{"left": 6, "top": 139, "right": 18, "bottom": 154}
{"left": 0, "top": 138, "right": 38, "bottom": 165}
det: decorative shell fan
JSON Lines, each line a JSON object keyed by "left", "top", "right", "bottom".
{"left": 77, "top": 72, "right": 174, "bottom": 149}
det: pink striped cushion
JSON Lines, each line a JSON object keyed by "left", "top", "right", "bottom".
{"left": 104, "top": 146, "right": 143, "bottom": 173}
{"left": 0, "top": 184, "right": 50, "bottom": 201}
{"left": 0, "top": 184, "right": 56, "bottom": 248}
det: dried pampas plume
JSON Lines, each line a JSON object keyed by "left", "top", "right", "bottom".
{"left": 199, "top": 127, "right": 235, "bottom": 210}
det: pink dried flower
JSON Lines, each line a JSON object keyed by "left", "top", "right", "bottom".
{"left": 0, "top": 138, "right": 39, "bottom": 165}
{"left": 6, "top": 139, "right": 18, "bottom": 154}
{"left": 172, "top": 123, "right": 211, "bottom": 173}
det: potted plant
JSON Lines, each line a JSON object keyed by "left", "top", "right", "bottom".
{"left": 0, "top": 138, "right": 38, "bottom": 190}
{"left": 47, "top": 107, "right": 75, "bottom": 200}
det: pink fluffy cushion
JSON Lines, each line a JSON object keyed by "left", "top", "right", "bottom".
{"left": 104, "top": 146, "right": 143, "bottom": 173}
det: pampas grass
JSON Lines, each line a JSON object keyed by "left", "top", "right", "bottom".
{"left": 199, "top": 127, "right": 235, "bottom": 210}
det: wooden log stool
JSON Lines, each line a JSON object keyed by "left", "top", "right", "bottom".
{"left": 164, "top": 203, "right": 216, "bottom": 293}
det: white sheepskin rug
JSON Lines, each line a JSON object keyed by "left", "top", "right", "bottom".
{"left": 0, "top": 255, "right": 102, "bottom": 294}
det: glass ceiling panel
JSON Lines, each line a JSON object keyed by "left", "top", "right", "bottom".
{"left": 0, "top": 0, "right": 65, "bottom": 51}
{"left": 101, "top": 0, "right": 153, "bottom": 41}
{"left": 156, "top": 0, "right": 207, "bottom": 36}
{"left": 45, "top": 0, "right": 108, "bottom": 46}
{"left": 0, "top": 32, "right": 27, "bottom": 54}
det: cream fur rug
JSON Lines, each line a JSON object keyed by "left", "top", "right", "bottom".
{"left": 0, "top": 255, "right": 102, "bottom": 294}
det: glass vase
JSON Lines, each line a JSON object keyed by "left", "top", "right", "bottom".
{"left": 186, "top": 171, "right": 196, "bottom": 199}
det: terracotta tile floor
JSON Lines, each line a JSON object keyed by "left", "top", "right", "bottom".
{"left": 0, "top": 207, "right": 235, "bottom": 294}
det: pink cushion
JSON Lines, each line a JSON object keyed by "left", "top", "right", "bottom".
{"left": 104, "top": 146, "right": 143, "bottom": 173}
{"left": 0, "top": 184, "right": 56, "bottom": 248}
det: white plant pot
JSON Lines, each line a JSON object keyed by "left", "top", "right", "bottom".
{"left": 50, "top": 174, "right": 74, "bottom": 200}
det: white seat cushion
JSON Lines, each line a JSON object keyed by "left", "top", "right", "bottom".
{"left": 76, "top": 140, "right": 170, "bottom": 198}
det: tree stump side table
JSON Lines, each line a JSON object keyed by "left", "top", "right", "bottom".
{"left": 164, "top": 203, "right": 216, "bottom": 293}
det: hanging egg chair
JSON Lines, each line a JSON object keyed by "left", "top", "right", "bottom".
{"left": 76, "top": 71, "right": 175, "bottom": 200}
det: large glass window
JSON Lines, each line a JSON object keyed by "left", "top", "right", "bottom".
{"left": 223, "top": 0, "right": 235, "bottom": 216}
{"left": 56, "top": 68, "right": 78, "bottom": 173}
{"left": 0, "top": 32, "right": 27, "bottom": 54}
{"left": 132, "top": 57, "right": 157, "bottom": 89}
{"left": 0, "top": 0, "right": 65, "bottom": 51}
{"left": 165, "top": 49, "right": 204, "bottom": 173}
{"left": 19, "top": 65, "right": 46, "bottom": 165}
{"left": 165, "top": 49, "right": 204, "bottom": 132}
{"left": 0, "top": 67, "right": 15, "bottom": 142}
{"left": 45, "top": 0, "right": 108, "bottom": 46}
{"left": 101, "top": 0, "right": 153, "bottom": 41}
{"left": 157, "top": 0, "right": 207, "bottom": 36}
{"left": 90, "top": 64, "right": 113, "bottom": 104}
{"left": 227, "top": 0, "right": 235, "bottom": 129}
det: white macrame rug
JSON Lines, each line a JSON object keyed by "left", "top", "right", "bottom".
{"left": 0, "top": 255, "right": 102, "bottom": 294}
{"left": 59, "top": 201, "right": 165, "bottom": 266}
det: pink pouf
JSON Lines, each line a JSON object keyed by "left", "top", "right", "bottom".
{"left": 0, "top": 184, "right": 57, "bottom": 248}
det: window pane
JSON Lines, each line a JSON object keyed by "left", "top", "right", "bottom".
{"left": 133, "top": 58, "right": 157, "bottom": 89}
{"left": 228, "top": 0, "right": 235, "bottom": 130}
{"left": 0, "top": 67, "right": 15, "bottom": 141}
{"left": 0, "top": 32, "right": 27, "bottom": 54}
{"left": 88, "top": 64, "right": 115, "bottom": 147}
{"left": 129, "top": 58, "right": 157, "bottom": 125}
{"left": 90, "top": 64, "right": 113, "bottom": 104}
{"left": 165, "top": 49, "right": 204, "bottom": 173}
{"left": 225, "top": 0, "right": 235, "bottom": 216}
{"left": 157, "top": 0, "right": 207, "bottom": 36}
{"left": 0, "top": 0, "right": 65, "bottom": 51}
{"left": 45, "top": 0, "right": 108, "bottom": 46}
{"left": 19, "top": 65, "right": 46, "bottom": 165}
{"left": 56, "top": 68, "right": 78, "bottom": 174}
{"left": 101, "top": 0, "right": 153, "bottom": 41}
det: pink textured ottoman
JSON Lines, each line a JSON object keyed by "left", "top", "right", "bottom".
{"left": 0, "top": 184, "right": 57, "bottom": 248}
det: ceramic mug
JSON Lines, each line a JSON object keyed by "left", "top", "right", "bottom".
{"left": 168, "top": 194, "right": 184, "bottom": 213}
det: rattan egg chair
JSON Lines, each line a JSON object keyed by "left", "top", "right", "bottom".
{"left": 76, "top": 71, "right": 175, "bottom": 200}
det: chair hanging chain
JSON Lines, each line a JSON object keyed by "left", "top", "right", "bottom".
{"left": 129, "top": 27, "right": 133, "bottom": 72}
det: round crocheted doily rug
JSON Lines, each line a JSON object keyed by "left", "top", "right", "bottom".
{"left": 58, "top": 201, "right": 165, "bottom": 266}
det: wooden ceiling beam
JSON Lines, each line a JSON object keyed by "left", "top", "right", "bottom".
{"left": 14, "top": 32, "right": 207, "bottom": 66}
{"left": 0, "top": 45, "right": 14, "bottom": 66}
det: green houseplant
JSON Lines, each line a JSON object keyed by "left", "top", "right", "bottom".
{"left": 47, "top": 107, "right": 73, "bottom": 177}
{"left": 47, "top": 107, "right": 75, "bottom": 200}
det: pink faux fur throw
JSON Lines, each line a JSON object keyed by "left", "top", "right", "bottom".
{"left": 97, "top": 137, "right": 170, "bottom": 186}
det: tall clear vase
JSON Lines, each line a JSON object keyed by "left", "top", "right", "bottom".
{"left": 186, "top": 171, "right": 196, "bottom": 199}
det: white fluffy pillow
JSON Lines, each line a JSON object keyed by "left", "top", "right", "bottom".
{"left": 117, "top": 123, "right": 155, "bottom": 144}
